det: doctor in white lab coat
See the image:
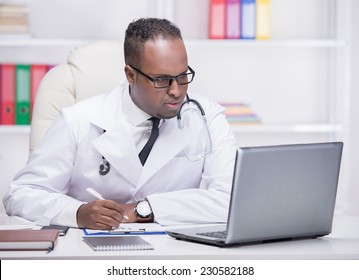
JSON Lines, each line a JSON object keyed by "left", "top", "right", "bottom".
{"left": 3, "top": 18, "right": 237, "bottom": 229}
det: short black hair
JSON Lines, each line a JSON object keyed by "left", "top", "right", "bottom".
{"left": 124, "top": 18, "right": 182, "bottom": 67}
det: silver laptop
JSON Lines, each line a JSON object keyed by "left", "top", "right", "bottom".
{"left": 166, "top": 142, "right": 343, "bottom": 247}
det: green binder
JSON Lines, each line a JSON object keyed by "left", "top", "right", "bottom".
{"left": 15, "top": 64, "right": 31, "bottom": 125}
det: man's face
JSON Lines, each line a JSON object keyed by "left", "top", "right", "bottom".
{"left": 127, "top": 38, "right": 189, "bottom": 119}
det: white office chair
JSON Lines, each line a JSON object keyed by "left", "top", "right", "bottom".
{"left": 30, "top": 40, "right": 125, "bottom": 151}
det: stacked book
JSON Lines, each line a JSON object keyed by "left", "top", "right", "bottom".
{"left": 0, "top": 4, "right": 30, "bottom": 37}
{"left": 221, "top": 102, "right": 261, "bottom": 124}
{"left": 0, "top": 229, "right": 59, "bottom": 251}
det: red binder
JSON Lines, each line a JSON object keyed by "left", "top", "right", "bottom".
{"left": 209, "top": 0, "right": 226, "bottom": 39}
{"left": 46, "top": 64, "right": 55, "bottom": 72}
{"left": 226, "top": 0, "right": 241, "bottom": 39}
{"left": 0, "top": 64, "right": 16, "bottom": 125}
{"left": 0, "top": 65, "right": 1, "bottom": 124}
{"left": 30, "top": 64, "right": 47, "bottom": 117}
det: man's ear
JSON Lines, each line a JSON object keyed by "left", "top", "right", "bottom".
{"left": 124, "top": 65, "right": 136, "bottom": 85}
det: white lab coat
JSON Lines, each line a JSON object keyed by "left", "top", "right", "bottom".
{"left": 3, "top": 82, "right": 237, "bottom": 227}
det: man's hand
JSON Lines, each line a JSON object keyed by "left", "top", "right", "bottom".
{"left": 118, "top": 203, "right": 137, "bottom": 223}
{"left": 76, "top": 200, "right": 138, "bottom": 229}
{"left": 77, "top": 200, "right": 124, "bottom": 229}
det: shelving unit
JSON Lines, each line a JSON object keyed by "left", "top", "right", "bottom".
{"left": 180, "top": 0, "right": 351, "bottom": 149}
{"left": 0, "top": 1, "right": 351, "bottom": 140}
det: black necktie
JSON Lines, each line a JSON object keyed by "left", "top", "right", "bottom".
{"left": 139, "top": 117, "right": 160, "bottom": 165}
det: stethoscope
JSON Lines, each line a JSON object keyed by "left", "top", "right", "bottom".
{"left": 99, "top": 154, "right": 111, "bottom": 175}
{"left": 176, "top": 94, "right": 205, "bottom": 129}
{"left": 98, "top": 94, "right": 209, "bottom": 175}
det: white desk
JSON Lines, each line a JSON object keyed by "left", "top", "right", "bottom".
{"left": 1, "top": 216, "right": 359, "bottom": 260}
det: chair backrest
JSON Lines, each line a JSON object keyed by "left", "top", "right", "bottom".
{"left": 30, "top": 40, "right": 125, "bottom": 151}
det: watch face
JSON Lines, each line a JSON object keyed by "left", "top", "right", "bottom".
{"left": 136, "top": 201, "right": 152, "bottom": 217}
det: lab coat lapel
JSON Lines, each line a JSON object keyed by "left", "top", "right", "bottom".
{"left": 92, "top": 117, "right": 142, "bottom": 185}
{"left": 90, "top": 84, "right": 142, "bottom": 185}
{"left": 136, "top": 118, "right": 190, "bottom": 188}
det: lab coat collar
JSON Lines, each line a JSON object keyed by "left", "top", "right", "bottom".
{"left": 123, "top": 84, "right": 151, "bottom": 126}
{"left": 89, "top": 83, "right": 126, "bottom": 131}
{"left": 89, "top": 82, "right": 190, "bottom": 188}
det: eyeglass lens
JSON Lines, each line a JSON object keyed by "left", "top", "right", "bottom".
{"left": 154, "top": 73, "right": 193, "bottom": 88}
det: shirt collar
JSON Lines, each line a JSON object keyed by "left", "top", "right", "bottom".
{"left": 123, "top": 85, "right": 152, "bottom": 127}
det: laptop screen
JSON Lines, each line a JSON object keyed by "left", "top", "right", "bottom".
{"left": 226, "top": 142, "right": 343, "bottom": 244}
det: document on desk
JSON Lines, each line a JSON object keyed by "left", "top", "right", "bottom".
{"left": 83, "top": 223, "right": 167, "bottom": 236}
{"left": 83, "top": 236, "right": 154, "bottom": 251}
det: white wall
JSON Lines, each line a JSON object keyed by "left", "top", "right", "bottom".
{"left": 347, "top": 0, "right": 359, "bottom": 215}
{"left": 0, "top": 134, "right": 29, "bottom": 213}
{"left": 2, "top": 0, "right": 332, "bottom": 40}
{"left": 16, "top": 0, "right": 153, "bottom": 39}
{"left": 0, "top": 0, "right": 358, "bottom": 215}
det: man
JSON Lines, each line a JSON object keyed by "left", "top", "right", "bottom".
{"left": 3, "top": 18, "right": 237, "bottom": 230}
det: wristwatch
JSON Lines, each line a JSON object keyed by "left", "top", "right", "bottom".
{"left": 134, "top": 200, "right": 153, "bottom": 222}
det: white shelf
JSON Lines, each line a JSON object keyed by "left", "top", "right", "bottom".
{"left": 0, "top": 38, "right": 347, "bottom": 48}
{"left": 230, "top": 124, "right": 342, "bottom": 133}
{"left": 186, "top": 39, "right": 347, "bottom": 48}
{"left": 0, "top": 38, "right": 93, "bottom": 64}
{"left": 0, "top": 38, "right": 89, "bottom": 47}
{"left": 0, "top": 126, "right": 30, "bottom": 134}
{"left": 0, "top": 124, "right": 342, "bottom": 135}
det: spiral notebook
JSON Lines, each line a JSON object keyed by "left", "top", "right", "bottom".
{"left": 83, "top": 236, "right": 154, "bottom": 251}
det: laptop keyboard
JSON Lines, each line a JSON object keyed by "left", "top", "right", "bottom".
{"left": 197, "top": 230, "right": 227, "bottom": 239}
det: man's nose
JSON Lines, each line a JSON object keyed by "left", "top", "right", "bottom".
{"left": 167, "top": 78, "right": 181, "bottom": 97}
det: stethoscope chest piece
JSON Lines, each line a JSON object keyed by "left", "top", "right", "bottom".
{"left": 99, "top": 157, "right": 110, "bottom": 175}
{"left": 98, "top": 129, "right": 111, "bottom": 176}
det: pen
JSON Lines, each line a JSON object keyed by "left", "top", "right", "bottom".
{"left": 86, "top": 187, "right": 129, "bottom": 221}
{"left": 86, "top": 187, "right": 105, "bottom": 200}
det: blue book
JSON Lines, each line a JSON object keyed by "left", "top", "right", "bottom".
{"left": 241, "top": 0, "right": 256, "bottom": 39}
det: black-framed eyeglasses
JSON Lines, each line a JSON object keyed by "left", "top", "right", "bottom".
{"left": 129, "top": 65, "right": 195, "bottom": 89}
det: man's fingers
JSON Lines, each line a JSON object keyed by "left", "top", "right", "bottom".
{"left": 77, "top": 200, "right": 125, "bottom": 229}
